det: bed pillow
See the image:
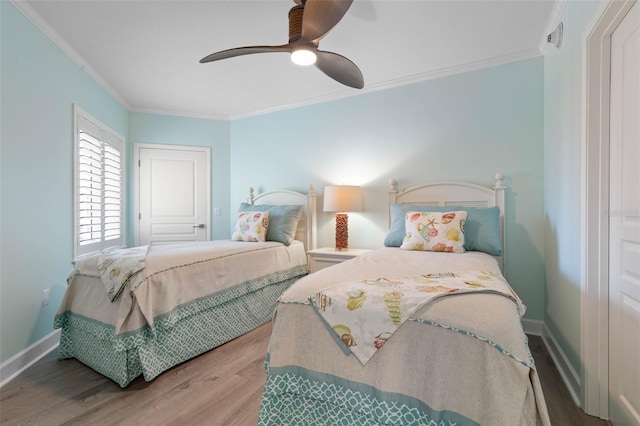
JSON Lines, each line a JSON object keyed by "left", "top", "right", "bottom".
{"left": 385, "top": 204, "right": 502, "bottom": 256}
{"left": 231, "top": 211, "right": 270, "bottom": 242}
{"left": 400, "top": 211, "right": 467, "bottom": 253}
{"left": 237, "top": 203, "right": 302, "bottom": 245}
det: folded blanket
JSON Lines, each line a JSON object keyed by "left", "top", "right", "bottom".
{"left": 97, "top": 245, "right": 149, "bottom": 302}
{"left": 311, "top": 270, "right": 525, "bottom": 364}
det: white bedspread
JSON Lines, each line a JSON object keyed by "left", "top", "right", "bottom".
{"left": 60, "top": 240, "right": 308, "bottom": 336}
{"left": 262, "top": 248, "right": 551, "bottom": 425}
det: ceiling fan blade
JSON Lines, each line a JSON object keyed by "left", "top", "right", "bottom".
{"left": 200, "top": 44, "right": 291, "bottom": 63}
{"left": 301, "top": 0, "right": 354, "bottom": 42}
{"left": 315, "top": 50, "right": 364, "bottom": 89}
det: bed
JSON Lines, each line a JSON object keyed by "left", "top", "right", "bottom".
{"left": 258, "top": 174, "right": 551, "bottom": 425}
{"left": 54, "top": 187, "right": 317, "bottom": 388}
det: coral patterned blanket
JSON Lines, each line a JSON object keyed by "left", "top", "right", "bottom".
{"left": 311, "top": 270, "right": 525, "bottom": 364}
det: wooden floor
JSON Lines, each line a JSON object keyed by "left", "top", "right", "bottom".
{"left": 1, "top": 324, "right": 611, "bottom": 426}
{"left": 527, "top": 335, "right": 611, "bottom": 426}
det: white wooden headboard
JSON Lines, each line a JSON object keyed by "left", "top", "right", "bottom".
{"left": 389, "top": 173, "right": 507, "bottom": 273}
{"left": 248, "top": 185, "right": 318, "bottom": 250}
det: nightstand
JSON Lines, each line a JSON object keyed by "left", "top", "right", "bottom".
{"left": 307, "top": 247, "right": 373, "bottom": 273}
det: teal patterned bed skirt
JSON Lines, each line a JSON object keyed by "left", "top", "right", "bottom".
{"left": 258, "top": 364, "right": 477, "bottom": 426}
{"left": 56, "top": 274, "right": 303, "bottom": 387}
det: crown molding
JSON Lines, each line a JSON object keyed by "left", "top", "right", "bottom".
{"left": 129, "top": 107, "right": 230, "bottom": 122}
{"left": 229, "top": 48, "right": 543, "bottom": 120}
{"left": 10, "top": 0, "right": 131, "bottom": 110}
{"left": 9, "top": 0, "right": 543, "bottom": 123}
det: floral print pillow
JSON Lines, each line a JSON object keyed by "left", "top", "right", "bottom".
{"left": 400, "top": 211, "right": 467, "bottom": 253}
{"left": 231, "top": 211, "right": 270, "bottom": 242}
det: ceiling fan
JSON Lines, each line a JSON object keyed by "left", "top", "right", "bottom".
{"left": 199, "top": 0, "right": 364, "bottom": 89}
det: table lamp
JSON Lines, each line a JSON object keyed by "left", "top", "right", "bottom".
{"left": 323, "top": 185, "right": 362, "bottom": 250}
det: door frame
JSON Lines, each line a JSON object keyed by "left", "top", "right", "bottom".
{"left": 133, "top": 143, "right": 211, "bottom": 246}
{"left": 581, "top": 0, "right": 636, "bottom": 418}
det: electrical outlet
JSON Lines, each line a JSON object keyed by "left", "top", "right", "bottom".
{"left": 42, "top": 289, "right": 50, "bottom": 306}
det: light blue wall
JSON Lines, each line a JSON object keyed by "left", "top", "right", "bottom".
{"left": 231, "top": 58, "right": 546, "bottom": 320}
{"left": 1, "top": 2, "right": 128, "bottom": 362}
{"left": 1, "top": 0, "right": 548, "bottom": 368}
{"left": 127, "top": 112, "right": 231, "bottom": 241}
{"left": 543, "top": 1, "right": 603, "bottom": 374}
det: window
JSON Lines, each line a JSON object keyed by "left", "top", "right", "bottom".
{"left": 73, "top": 105, "right": 125, "bottom": 260}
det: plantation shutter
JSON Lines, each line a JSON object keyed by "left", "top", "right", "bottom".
{"left": 75, "top": 112, "right": 124, "bottom": 259}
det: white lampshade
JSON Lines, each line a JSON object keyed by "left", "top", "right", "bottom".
{"left": 323, "top": 185, "right": 362, "bottom": 213}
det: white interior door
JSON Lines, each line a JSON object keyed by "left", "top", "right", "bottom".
{"left": 136, "top": 144, "right": 210, "bottom": 245}
{"left": 609, "top": 2, "right": 640, "bottom": 425}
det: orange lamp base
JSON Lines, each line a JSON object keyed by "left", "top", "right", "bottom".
{"left": 335, "top": 213, "right": 349, "bottom": 250}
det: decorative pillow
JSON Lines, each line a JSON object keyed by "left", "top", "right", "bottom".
{"left": 237, "top": 203, "right": 302, "bottom": 245}
{"left": 231, "top": 211, "right": 270, "bottom": 242}
{"left": 385, "top": 204, "right": 502, "bottom": 256}
{"left": 400, "top": 211, "right": 468, "bottom": 253}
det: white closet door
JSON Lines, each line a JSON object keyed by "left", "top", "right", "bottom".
{"left": 609, "top": 2, "right": 640, "bottom": 425}
{"left": 137, "top": 145, "right": 210, "bottom": 245}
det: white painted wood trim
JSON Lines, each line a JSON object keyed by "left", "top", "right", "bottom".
{"left": 493, "top": 173, "right": 507, "bottom": 275}
{"left": 10, "top": 0, "right": 542, "bottom": 122}
{"left": 0, "top": 329, "right": 60, "bottom": 388}
{"left": 227, "top": 49, "right": 542, "bottom": 120}
{"left": 543, "top": 324, "right": 582, "bottom": 408}
{"left": 307, "top": 185, "right": 318, "bottom": 250}
{"left": 581, "top": 0, "right": 636, "bottom": 418}
{"left": 133, "top": 143, "right": 212, "bottom": 246}
{"left": 249, "top": 185, "right": 318, "bottom": 251}
{"left": 388, "top": 173, "right": 507, "bottom": 273}
{"left": 522, "top": 318, "right": 544, "bottom": 336}
{"left": 73, "top": 105, "right": 127, "bottom": 261}
{"left": 9, "top": 1, "right": 130, "bottom": 110}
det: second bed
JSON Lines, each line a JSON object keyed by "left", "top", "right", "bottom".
{"left": 55, "top": 187, "right": 317, "bottom": 387}
{"left": 258, "top": 176, "right": 551, "bottom": 425}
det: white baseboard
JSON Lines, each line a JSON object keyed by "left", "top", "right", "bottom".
{"left": 0, "top": 329, "right": 60, "bottom": 388}
{"left": 541, "top": 323, "right": 582, "bottom": 408}
{"left": 522, "top": 318, "right": 544, "bottom": 336}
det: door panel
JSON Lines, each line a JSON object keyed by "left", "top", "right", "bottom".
{"left": 137, "top": 146, "right": 210, "bottom": 245}
{"left": 609, "top": 2, "right": 640, "bottom": 424}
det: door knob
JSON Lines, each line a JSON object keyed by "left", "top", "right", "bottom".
{"left": 193, "top": 224, "right": 205, "bottom": 229}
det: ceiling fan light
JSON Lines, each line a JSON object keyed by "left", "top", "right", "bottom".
{"left": 291, "top": 48, "right": 317, "bottom": 66}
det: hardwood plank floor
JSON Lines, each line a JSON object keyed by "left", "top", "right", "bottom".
{"left": 527, "top": 335, "right": 611, "bottom": 426}
{"left": 1, "top": 325, "right": 610, "bottom": 425}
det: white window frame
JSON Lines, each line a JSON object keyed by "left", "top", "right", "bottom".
{"left": 73, "top": 105, "right": 125, "bottom": 261}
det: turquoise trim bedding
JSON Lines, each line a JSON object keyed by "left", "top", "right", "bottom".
{"left": 408, "top": 316, "right": 535, "bottom": 369}
{"left": 56, "top": 269, "right": 306, "bottom": 387}
{"left": 259, "top": 248, "right": 551, "bottom": 425}
{"left": 55, "top": 240, "right": 308, "bottom": 387}
{"left": 259, "top": 364, "right": 478, "bottom": 426}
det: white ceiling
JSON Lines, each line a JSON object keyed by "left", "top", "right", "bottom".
{"left": 16, "top": 0, "right": 558, "bottom": 120}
